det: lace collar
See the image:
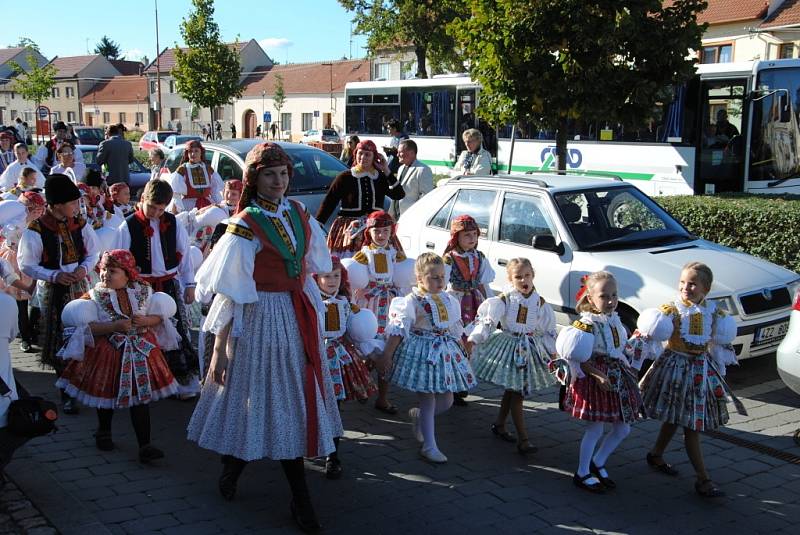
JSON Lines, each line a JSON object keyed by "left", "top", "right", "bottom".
{"left": 413, "top": 287, "right": 451, "bottom": 328}
{"left": 674, "top": 297, "right": 715, "bottom": 346}
{"left": 351, "top": 166, "right": 379, "bottom": 180}
{"left": 581, "top": 311, "right": 625, "bottom": 358}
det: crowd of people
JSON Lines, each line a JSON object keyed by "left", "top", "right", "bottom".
{"left": 0, "top": 132, "right": 747, "bottom": 532}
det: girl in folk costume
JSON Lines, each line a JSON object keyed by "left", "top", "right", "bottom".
{"left": 342, "top": 210, "right": 415, "bottom": 415}
{"left": 105, "top": 183, "right": 134, "bottom": 220}
{"left": 633, "top": 262, "right": 746, "bottom": 498}
{"left": 1, "top": 167, "right": 40, "bottom": 200}
{"left": 18, "top": 174, "right": 101, "bottom": 415}
{"left": 381, "top": 253, "right": 478, "bottom": 464}
{"left": 0, "top": 193, "right": 45, "bottom": 352}
{"left": 56, "top": 250, "right": 179, "bottom": 462}
{"left": 468, "top": 258, "right": 556, "bottom": 454}
{"left": 187, "top": 143, "right": 341, "bottom": 533}
{"left": 315, "top": 140, "right": 405, "bottom": 257}
{"left": 443, "top": 214, "right": 494, "bottom": 406}
{"left": 0, "top": 144, "right": 45, "bottom": 193}
{"left": 78, "top": 170, "right": 119, "bottom": 232}
{"left": 167, "top": 140, "right": 224, "bottom": 213}
{"left": 315, "top": 256, "right": 380, "bottom": 479}
{"left": 218, "top": 179, "right": 243, "bottom": 216}
{"left": 555, "top": 271, "right": 644, "bottom": 493}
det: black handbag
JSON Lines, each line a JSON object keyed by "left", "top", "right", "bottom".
{"left": 1, "top": 377, "right": 58, "bottom": 437}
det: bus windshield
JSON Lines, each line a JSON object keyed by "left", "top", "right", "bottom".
{"left": 749, "top": 66, "right": 800, "bottom": 182}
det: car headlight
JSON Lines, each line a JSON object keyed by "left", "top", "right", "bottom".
{"left": 709, "top": 296, "right": 738, "bottom": 316}
{"left": 788, "top": 278, "right": 800, "bottom": 300}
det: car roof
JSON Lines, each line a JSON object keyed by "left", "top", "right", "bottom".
{"left": 189, "top": 139, "right": 321, "bottom": 158}
{"left": 447, "top": 172, "right": 630, "bottom": 193}
{"left": 146, "top": 130, "right": 178, "bottom": 134}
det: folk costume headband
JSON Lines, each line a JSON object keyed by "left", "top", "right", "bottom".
{"left": 225, "top": 179, "right": 243, "bottom": 192}
{"left": 99, "top": 249, "right": 142, "bottom": 283}
{"left": 19, "top": 190, "right": 45, "bottom": 207}
{"left": 180, "top": 140, "right": 206, "bottom": 164}
{"left": 444, "top": 214, "right": 479, "bottom": 255}
{"left": 239, "top": 142, "right": 294, "bottom": 213}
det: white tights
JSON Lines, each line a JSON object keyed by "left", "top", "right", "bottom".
{"left": 577, "top": 421, "right": 631, "bottom": 477}
{"left": 417, "top": 392, "right": 453, "bottom": 450}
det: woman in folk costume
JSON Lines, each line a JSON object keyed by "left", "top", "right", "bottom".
{"left": 315, "top": 140, "right": 405, "bottom": 257}
{"left": 187, "top": 143, "right": 341, "bottom": 533}
{"left": 632, "top": 262, "right": 746, "bottom": 498}
{"left": 167, "top": 140, "right": 224, "bottom": 213}
{"left": 18, "top": 174, "right": 100, "bottom": 415}
{"left": 56, "top": 250, "right": 179, "bottom": 462}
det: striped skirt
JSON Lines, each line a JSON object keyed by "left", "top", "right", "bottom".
{"left": 390, "top": 330, "right": 477, "bottom": 393}
{"left": 564, "top": 354, "right": 644, "bottom": 424}
{"left": 471, "top": 331, "right": 556, "bottom": 396}
{"left": 326, "top": 336, "right": 377, "bottom": 402}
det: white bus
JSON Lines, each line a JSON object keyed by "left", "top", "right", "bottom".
{"left": 344, "top": 59, "right": 800, "bottom": 196}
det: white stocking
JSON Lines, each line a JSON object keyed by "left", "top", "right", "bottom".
{"left": 578, "top": 421, "right": 604, "bottom": 477}
{"left": 593, "top": 422, "right": 631, "bottom": 469}
{"left": 417, "top": 393, "right": 438, "bottom": 450}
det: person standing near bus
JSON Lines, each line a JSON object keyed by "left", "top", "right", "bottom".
{"left": 451, "top": 128, "right": 492, "bottom": 177}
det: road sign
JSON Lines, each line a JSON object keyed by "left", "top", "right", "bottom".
{"left": 313, "top": 110, "right": 320, "bottom": 118}
{"left": 37, "top": 106, "right": 49, "bottom": 119}
{"left": 263, "top": 111, "right": 272, "bottom": 123}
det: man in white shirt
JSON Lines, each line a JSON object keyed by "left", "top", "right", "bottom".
{"left": 31, "top": 121, "right": 83, "bottom": 175}
{"left": 389, "top": 139, "right": 434, "bottom": 219}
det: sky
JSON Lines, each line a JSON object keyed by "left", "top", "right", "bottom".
{"left": 2, "top": 0, "right": 369, "bottom": 65}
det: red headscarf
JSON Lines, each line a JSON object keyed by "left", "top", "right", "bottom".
{"left": 224, "top": 179, "right": 243, "bottom": 192}
{"left": 362, "top": 210, "right": 404, "bottom": 252}
{"left": 19, "top": 190, "right": 45, "bottom": 207}
{"left": 355, "top": 139, "right": 377, "bottom": 155}
{"left": 314, "top": 256, "right": 351, "bottom": 298}
{"left": 99, "top": 249, "right": 142, "bottom": 283}
{"left": 444, "top": 214, "right": 479, "bottom": 255}
{"left": 180, "top": 140, "right": 206, "bottom": 164}
{"left": 238, "top": 142, "right": 294, "bottom": 212}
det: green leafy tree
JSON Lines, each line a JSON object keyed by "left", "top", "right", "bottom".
{"left": 172, "top": 0, "right": 242, "bottom": 124}
{"left": 9, "top": 54, "right": 57, "bottom": 112}
{"left": 340, "top": 0, "right": 468, "bottom": 78}
{"left": 273, "top": 73, "right": 286, "bottom": 136}
{"left": 450, "top": 0, "right": 706, "bottom": 171}
{"left": 94, "top": 36, "right": 121, "bottom": 59}
{"left": 13, "top": 37, "right": 40, "bottom": 52}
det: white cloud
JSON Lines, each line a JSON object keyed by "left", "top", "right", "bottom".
{"left": 259, "top": 38, "right": 293, "bottom": 50}
{"left": 122, "top": 48, "right": 146, "bottom": 61}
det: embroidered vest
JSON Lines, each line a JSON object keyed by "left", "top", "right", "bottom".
{"left": 125, "top": 212, "right": 179, "bottom": 274}
{"left": 178, "top": 163, "right": 215, "bottom": 202}
{"left": 31, "top": 214, "right": 87, "bottom": 269}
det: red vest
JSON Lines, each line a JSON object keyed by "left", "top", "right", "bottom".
{"left": 178, "top": 163, "right": 215, "bottom": 208}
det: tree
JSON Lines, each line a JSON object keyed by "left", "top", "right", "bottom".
{"left": 273, "top": 73, "right": 286, "bottom": 137}
{"left": 340, "top": 0, "right": 468, "bottom": 78}
{"left": 94, "top": 36, "right": 121, "bottom": 60}
{"left": 13, "top": 37, "right": 39, "bottom": 52}
{"left": 450, "top": 0, "right": 706, "bottom": 171}
{"left": 9, "top": 54, "right": 57, "bottom": 114}
{"left": 172, "top": 0, "right": 242, "bottom": 125}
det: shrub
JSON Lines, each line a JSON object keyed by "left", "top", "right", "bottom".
{"left": 656, "top": 194, "right": 800, "bottom": 273}
{"left": 125, "top": 130, "right": 143, "bottom": 143}
{"left": 133, "top": 149, "right": 150, "bottom": 169}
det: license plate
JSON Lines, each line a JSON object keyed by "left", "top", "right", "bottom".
{"left": 754, "top": 321, "right": 789, "bottom": 344}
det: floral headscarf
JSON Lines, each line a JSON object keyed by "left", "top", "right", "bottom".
{"left": 238, "top": 142, "right": 294, "bottom": 212}
{"left": 444, "top": 214, "right": 479, "bottom": 255}
{"left": 99, "top": 249, "right": 142, "bottom": 283}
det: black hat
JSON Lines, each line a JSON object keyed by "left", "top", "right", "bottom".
{"left": 80, "top": 168, "right": 104, "bottom": 188}
{"left": 45, "top": 173, "right": 81, "bottom": 205}
{"left": 53, "top": 121, "right": 68, "bottom": 132}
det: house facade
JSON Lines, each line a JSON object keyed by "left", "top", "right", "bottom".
{"left": 0, "top": 47, "right": 50, "bottom": 126}
{"left": 80, "top": 75, "right": 149, "bottom": 131}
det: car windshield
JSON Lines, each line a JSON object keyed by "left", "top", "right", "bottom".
{"left": 157, "top": 132, "right": 175, "bottom": 142}
{"left": 76, "top": 128, "right": 104, "bottom": 141}
{"left": 553, "top": 186, "right": 692, "bottom": 251}
{"left": 322, "top": 129, "right": 337, "bottom": 136}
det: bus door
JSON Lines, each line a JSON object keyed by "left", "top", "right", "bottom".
{"left": 696, "top": 78, "right": 748, "bottom": 193}
{"left": 455, "top": 87, "right": 477, "bottom": 156}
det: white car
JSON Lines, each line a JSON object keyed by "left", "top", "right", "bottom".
{"left": 777, "top": 287, "right": 800, "bottom": 393}
{"left": 396, "top": 173, "right": 800, "bottom": 360}
{"left": 301, "top": 129, "right": 341, "bottom": 144}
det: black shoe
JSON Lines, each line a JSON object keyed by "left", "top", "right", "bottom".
{"left": 62, "top": 398, "right": 79, "bottom": 415}
{"left": 590, "top": 461, "right": 616, "bottom": 489}
{"left": 516, "top": 439, "right": 538, "bottom": 455}
{"left": 490, "top": 423, "right": 516, "bottom": 443}
{"left": 218, "top": 456, "right": 247, "bottom": 501}
{"left": 646, "top": 452, "right": 679, "bottom": 476}
{"left": 453, "top": 393, "right": 468, "bottom": 406}
{"left": 695, "top": 478, "right": 725, "bottom": 498}
{"left": 573, "top": 472, "right": 605, "bottom": 494}
{"left": 325, "top": 456, "right": 342, "bottom": 480}
{"left": 94, "top": 431, "right": 114, "bottom": 451}
{"left": 138, "top": 444, "right": 164, "bottom": 464}
{"left": 290, "top": 497, "right": 321, "bottom": 533}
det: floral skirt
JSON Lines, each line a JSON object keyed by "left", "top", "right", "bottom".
{"left": 327, "top": 216, "right": 363, "bottom": 257}
{"left": 640, "top": 349, "right": 744, "bottom": 431}
{"left": 355, "top": 282, "right": 399, "bottom": 335}
{"left": 56, "top": 332, "right": 179, "bottom": 409}
{"left": 472, "top": 331, "right": 556, "bottom": 396}
{"left": 390, "top": 330, "right": 477, "bottom": 393}
{"left": 564, "top": 354, "right": 644, "bottom": 424}
{"left": 326, "top": 336, "right": 377, "bottom": 402}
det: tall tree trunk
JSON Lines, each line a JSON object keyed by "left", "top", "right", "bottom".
{"left": 415, "top": 45, "right": 428, "bottom": 79}
{"left": 555, "top": 116, "right": 568, "bottom": 174}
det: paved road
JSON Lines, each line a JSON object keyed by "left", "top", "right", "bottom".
{"left": 3, "top": 346, "right": 800, "bottom": 534}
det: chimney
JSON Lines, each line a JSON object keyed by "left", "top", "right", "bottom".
{"left": 768, "top": 0, "right": 786, "bottom": 18}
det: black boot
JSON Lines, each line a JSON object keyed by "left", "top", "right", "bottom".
{"left": 281, "top": 458, "right": 321, "bottom": 533}
{"left": 326, "top": 437, "right": 342, "bottom": 480}
{"left": 218, "top": 455, "right": 247, "bottom": 501}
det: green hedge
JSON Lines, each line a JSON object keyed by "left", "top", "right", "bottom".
{"left": 656, "top": 194, "right": 800, "bottom": 274}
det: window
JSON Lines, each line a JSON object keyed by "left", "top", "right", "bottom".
{"left": 66, "top": 87, "right": 75, "bottom": 98}
{"left": 447, "top": 189, "right": 497, "bottom": 237}
{"left": 498, "top": 193, "right": 556, "bottom": 246}
{"left": 345, "top": 92, "right": 401, "bottom": 135}
{"left": 400, "top": 60, "right": 417, "bottom": 80}
{"left": 400, "top": 86, "right": 455, "bottom": 136}
{"left": 135, "top": 112, "right": 144, "bottom": 124}
{"left": 212, "top": 107, "right": 224, "bottom": 121}
{"left": 701, "top": 44, "right": 733, "bottom": 64}
{"left": 288, "top": 148, "right": 342, "bottom": 193}
{"left": 119, "top": 112, "right": 127, "bottom": 123}
{"left": 281, "top": 112, "right": 292, "bottom": 132}
{"left": 102, "top": 112, "right": 110, "bottom": 123}
{"left": 374, "top": 62, "right": 390, "bottom": 80}
{"left": 67, "top": 111, "right": 76, "bottom": 123}
{"left": 169, "top": 80, "right": 175, "bottom": 93}
{"left": 51, "top": 87, "right": 60, "bottom": 98}
{"left": 10, "top": 92, "right": 15, "bottom": 99}
{"left": 429, "top": 192, "right": 457, "bottom": 229}
{"left": 10, "top": 110, "right": 17, "bottom": 119}
{"left": 780, "top": 43, "right": 795, "bottom": 59}
{"left": 302, "top": 112, "right": 313, "bottom": 131}
{"left": 217, "top": 153, "right": 243, "bottom": 181}
{"left": 150, "top": 80, "right": 157, "bottom": 94}
{"left": 52, "top": 112, "right": 61, "bottom": 121}
{"left": 170, "top": 107, "right": 181, "bottom": 120}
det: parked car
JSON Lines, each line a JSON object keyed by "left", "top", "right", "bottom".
{"left": 162, "top": 134, "right": 203, "bottom": 151}
{"left": 139, "top": 130, "right": 178, "bottom": 151}
{"left": 78, "top": 144, "right": 151, "bottom": 190}
{"left": 71, "top": 126, "right": 105, "bottom": 146}
{"left": 162, "top": 139, "right": 349, "bottom": 219}
{"left": 777, "top": 286, "right": 800, "bottom": 440}
{"left": 396, "top": 173, "right": 800, "bottom": 361}
{"left": 301, "top": 129, "right": 341, "bottom": 144}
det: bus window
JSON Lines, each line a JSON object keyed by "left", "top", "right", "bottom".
{"left": 345, "top": 93, "right": 400, "bottom": 135}
{"left": 750, "top": 66, "right": 800, "bottom": 183}
{"left": 400, "top": 86, "right": 456, "bottom": 136}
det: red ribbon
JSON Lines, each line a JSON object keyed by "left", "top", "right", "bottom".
{"left": 574, "top": 274, "right": 590, "bottom": 304}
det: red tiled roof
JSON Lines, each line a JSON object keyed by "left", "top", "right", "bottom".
{"left": 79, "top": 76, "right": 148, "bottom": 104}
{"left": 241, "top": 59, "right": 371, "bottom": 97}
{"left": 761, "top": 0, "right": 800, "bottom": 27}
{"left": 51, "top": 55, "right": 102, "bottom": 78}
{"left": 143, "top": 41, "right": 248, "bottom": 74}
{"left": 665, "top": 0, "right": 768, "bottom": 25}
{"left": 110, "top": 59, "right": 143, "bottom": 76}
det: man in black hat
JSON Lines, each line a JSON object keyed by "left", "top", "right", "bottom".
{"left": 32, "top": 121, "right": 84, "bottom": 175}
{"left": 17, "top": 174, "right": 100, "bottom": 414}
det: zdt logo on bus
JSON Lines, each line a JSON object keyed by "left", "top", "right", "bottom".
{"left": 540, "top": 146, "right": 583, "bottom": 169}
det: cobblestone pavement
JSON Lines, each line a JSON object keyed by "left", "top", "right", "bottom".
{"left": 2, "top": 342, "right": 799, "bottom": 535}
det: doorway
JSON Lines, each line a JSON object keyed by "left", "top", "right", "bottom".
{"left": 243, "top": 110, "right": 256, "bottom": 138}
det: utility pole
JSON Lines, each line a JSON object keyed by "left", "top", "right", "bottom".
{"left": 321, "top": 63, "right": 333, "bottom": 127}
{"left": 154, "top": 0, "right": 163, "bottom": 130}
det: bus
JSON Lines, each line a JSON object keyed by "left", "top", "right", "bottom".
{"left": 343, "top": 59, "right": 800, "bottom": 196}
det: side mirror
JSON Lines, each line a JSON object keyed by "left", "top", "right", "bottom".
{"left": 532, "top": 234, "right": 564, "bottom": 255}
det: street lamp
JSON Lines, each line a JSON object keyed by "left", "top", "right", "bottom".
{"left": 321, "top": 63, "right": 333, "bottom": 128}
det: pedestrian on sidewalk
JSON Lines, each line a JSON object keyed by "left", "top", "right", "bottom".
{"left": 56, "top": 249, "right": 180, "bottom": 462}
{"left": 187, "top": 142, "right": 342, "bottom": 533}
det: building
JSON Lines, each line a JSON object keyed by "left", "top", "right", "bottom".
{"left": 371, "top": 45, "right": 423, "bottom": 80}
{"left": 0, "top": 47, "right": 50, "bottom": 125}
{"left": 235, "top": 58, "right": 371, "bottom": 140}
{"left": 143, "top": 39, "right": 272, "bottom": 133}
{"left": 40, "top": 55, "right": 122, "bottom": 125}
{"left": 80, "top": 76, "right": 149, "bottom": 131}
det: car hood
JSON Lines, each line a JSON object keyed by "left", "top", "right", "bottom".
{"left": 579, "top": 239, "right": 798, "bottom": 305}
